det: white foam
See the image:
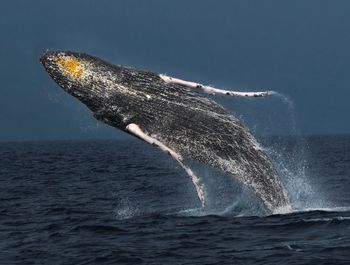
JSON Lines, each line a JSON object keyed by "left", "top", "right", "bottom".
{"left": 113, "top": 198, "right": 139, "bottom": 220}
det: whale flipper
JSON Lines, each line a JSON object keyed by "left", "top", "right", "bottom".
{"left": 126, "top": 123, "right": 205, "bottom": 207}
{"left": 159, "top": 74, "right": 273, "bottom": 97}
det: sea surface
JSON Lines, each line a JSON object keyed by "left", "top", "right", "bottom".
{"left": 1, "top": 136, "right": 350, "bottom": 264}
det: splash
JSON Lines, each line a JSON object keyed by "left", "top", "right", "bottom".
{"left": 177, "top": 92, "right": 326, "bottom": 217}
{"left": 268, "top": 92, "right": 326, "bottom": 212}
{"left": 174, "top": 163, "right": 271, "bottom": 217}
{"left": 113, "top": 197, "right": 139, "bottom": 220}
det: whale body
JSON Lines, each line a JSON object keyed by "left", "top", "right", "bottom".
{"left": 40, "top": 51, "right": 291, "bottom": 213}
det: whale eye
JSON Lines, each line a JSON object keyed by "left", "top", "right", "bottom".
{"left": 56, "top": 56, "right": 84, "bottom": 79}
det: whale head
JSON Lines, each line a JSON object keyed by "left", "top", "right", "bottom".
{"left": 40, "top": 51, "right": 156, "bottom": 129}
{"left": 40, "top": 51, "right": 125, "bottom": 113}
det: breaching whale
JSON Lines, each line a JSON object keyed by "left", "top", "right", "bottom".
{"left": 40, "top": 51, "right": 291, "bottom": 213}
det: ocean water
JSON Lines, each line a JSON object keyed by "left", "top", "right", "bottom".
{"left": 1, "top": 136, "right": 350, "bottom": 264}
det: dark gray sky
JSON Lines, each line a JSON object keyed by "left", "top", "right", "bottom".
{"left": 1, "top": 0, "right": 349, "bottom": 141}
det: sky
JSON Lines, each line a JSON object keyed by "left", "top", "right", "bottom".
{"left": 0, "top": 0, "right": 349, "bottom": 141}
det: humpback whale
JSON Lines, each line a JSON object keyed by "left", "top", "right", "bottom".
{"left": 40, "top": 51, "right": 291, "bottom": 213}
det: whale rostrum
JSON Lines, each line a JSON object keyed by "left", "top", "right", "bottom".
{"left": 40, "top": 51, "right": 291, "bottom": 213}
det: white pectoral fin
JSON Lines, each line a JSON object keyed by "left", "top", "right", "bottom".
{"left": 159, "top": 74, "right": 273, "bottom": 98}
{"left": 126, "top": 123, "right": 205, "bottom": 207}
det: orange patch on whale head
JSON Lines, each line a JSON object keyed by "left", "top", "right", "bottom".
{"left": 57, "top": 57, "right": 83, "bottom": 78}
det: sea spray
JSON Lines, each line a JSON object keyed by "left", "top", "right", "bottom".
{"left": 178, "top": 160, "right": 270, "bottom": 217}
{"left": 214, "top": 90, "right": 324, "bottom": 214}
{"left": 267, "top": 92, "right": 326, "bottom": 211}
{"left": 113, "top": 195, "right": 139, "bottom": 220}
